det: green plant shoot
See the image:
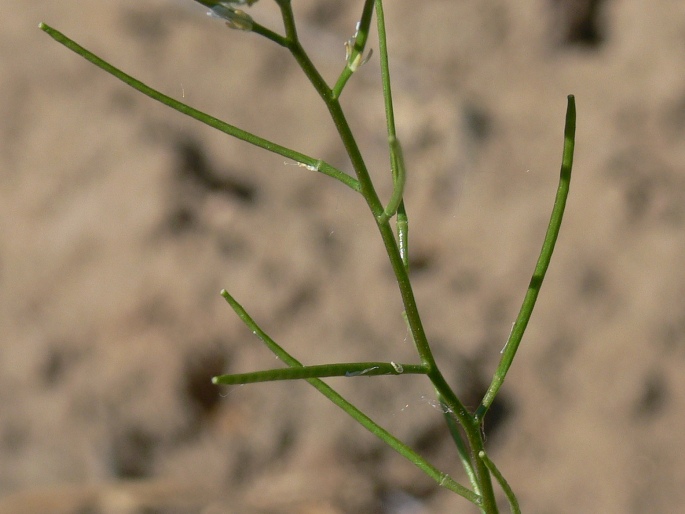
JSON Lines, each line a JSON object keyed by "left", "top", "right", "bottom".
{"left": 40, "top": 1, "right": 575, "bottom": 511}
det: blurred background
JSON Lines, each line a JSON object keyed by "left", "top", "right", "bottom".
{"left": 2, "top": 1, "right": 685, "bottom": 512}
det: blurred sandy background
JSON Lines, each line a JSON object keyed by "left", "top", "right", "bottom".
{"left": 2, "top": 1, "right": 685, "bottom": 512}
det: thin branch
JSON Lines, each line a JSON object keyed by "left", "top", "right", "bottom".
{"left": 477, "top": 95, "right": 576, "bottom": 421}
{"left": 213, "top": 361, "right": 428, "bottom": 384}
{"left": 220, "top": 289, "right": 481, "bottom": 505}
{"left": 38, "top": 23, "right": 359, "bottom": 192}
{"left": 479, "top": 451, "right": 520, "bottom": 514}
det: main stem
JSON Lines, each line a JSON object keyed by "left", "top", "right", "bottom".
{"left": 281, "top": 4, "right": 498, "bottom": 510}
{"left": 305, "top": 60, "right": 499, "bottom": 514}
{"left": 327, "top": 100, "right": 498, "bottom": 513}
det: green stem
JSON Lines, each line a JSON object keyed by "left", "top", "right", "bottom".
{"left": 463, "top": 420, "right": 498, "bottom": 514}
{"left": 220, "top": 290, "right": 481, "bottom": 505}
{"left": 38, "top": 23, "right": 359, "bottom": 192}
{"left": 376, "top": 0, "right": 408, "bottom": 269}
{"left": 479, "top": 450, "right": 521, "bottom": 514}
{"left": 371, "top": 6, "right": 499, "bottom": 508}
{"left": 250, "top": 21, "right": 289, "bottom": 46}
{"left": 376, "top": 183, "right": 500, "bottom": 511}
{"left": 378, "top": 135, "right": 406, "bottom": 223}
{"left": 212, "top": 361, "right": 427, "bottom": 384}
{"left": 438, "top": 393, "right": 480, "bottom": 496}
{"left": 376, "top": 0, "right": 396, "bottom": 141}
{"left": 276, "top": 3, "right": 382, "bottom": 216}
{"left": 476, "top": 95, "right": 576, "bottom": 422}
{"left": 332, "top": 0, "right": 376, "bottom": 98}
{"left": 277, "top": 2, "right": 332, "bottom": 102}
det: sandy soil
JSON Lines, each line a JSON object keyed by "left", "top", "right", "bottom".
{"left": 2, "top": 1, "right": 685, "bottom": 512}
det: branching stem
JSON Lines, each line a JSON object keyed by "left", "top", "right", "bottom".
{"left": 40, "top": 5, "right": 576, "bottom": 512}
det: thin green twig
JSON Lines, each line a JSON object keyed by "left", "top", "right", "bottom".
{"left": 212, "top": 361, "right": 427, "bottom": 384}
{"left": 341, "top": 10, "right": 491, "bottom": 505}
{"left": 276, "top": 2, "right": 332, "bottom": 101}
{"left": 375, "top": 0, "right": 409, "bottom": 267}
{"left": 219, "top": 289, "right": 481, "bottom": 506}
{"left": 378, "top": 135, "right": 406, "bottom": 223}
{"left": 376, "top": 0, "right": 396, "bottom": 141}
{"left": 38, "top": 23, "right": 359, "bottom": 192}
{"left": 479, "top": 451, "right": 520, "bottom": 514}
{"left": 476, "top": 95, "right": 576, "bottom": 422}
{"left": 438, "top": 393, "right": 481, "bottom": 496}
{"left": 274, "top": 3, "right": 383, "bottom": 217}
{"left": 366, "top": 5, "right": 496, "bottom": 507}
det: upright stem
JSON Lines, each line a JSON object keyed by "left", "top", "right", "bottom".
{"left": 282, "top": 3, "right": 500, "bottom": 510}
{"left": 328, "top": 86, "right": 500, "bottom": 514}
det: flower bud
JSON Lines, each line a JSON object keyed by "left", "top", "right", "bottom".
{"left": 208, "top": 2, "right": 254, "bottom": 31}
